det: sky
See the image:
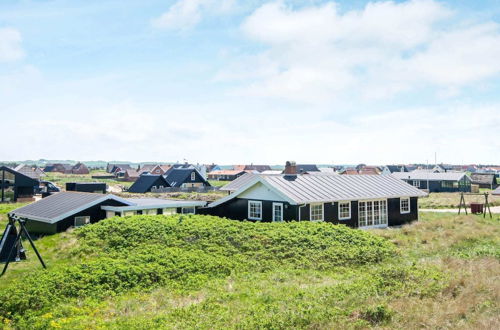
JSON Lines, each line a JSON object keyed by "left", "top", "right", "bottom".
{"left": 0, "top": 0, "right": 499, "bottom": 165}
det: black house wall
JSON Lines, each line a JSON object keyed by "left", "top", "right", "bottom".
{"left": 202, "top": 197, "right": 419, "bottom": 228}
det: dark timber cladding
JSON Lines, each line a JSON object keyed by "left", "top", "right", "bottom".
{"left": 203, "top": 172, "right": 426, "bottom": 228}
{"left": 0, "top": 166, "right": 39, "bottom": 202}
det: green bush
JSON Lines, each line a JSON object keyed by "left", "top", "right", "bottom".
{"left": 0, "top": 215, "right": 395, "bottom": 321}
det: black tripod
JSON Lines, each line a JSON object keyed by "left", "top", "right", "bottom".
{"left": 0, "top": 215, "right": 46, "bottom": 276}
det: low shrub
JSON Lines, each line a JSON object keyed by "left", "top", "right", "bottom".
{"left": 0, "top": 215, "right": 395, "bottom": 322}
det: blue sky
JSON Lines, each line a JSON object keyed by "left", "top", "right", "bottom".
{"left": 1, "top": 0, "right": 499, "bottom": 164}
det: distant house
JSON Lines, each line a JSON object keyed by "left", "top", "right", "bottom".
{"left": 9, "top": 191, "right": 206, "bottom": 234}
{"left": 381, "top": 165, "right": 408, "bottom": 175}
{"left": 392, "top": 172, "right": 472, "bottom": 192}
{"left": 220, "top": 172, "right": 258, "bottom": 193}
{"left": 128, "top": 174, "right": 170, "bottom": 193}
{"left": 294, "top": 164, "right": 320, "bottom": 173}
{"left": 106, "top": 163, "right": 132, "bottom": 174}
{"left": 233, "top": 165, "right": 272, "bottom": 172}
{"left": 340, "top": 166, "right": 380, "bottom": 175}
{"left": 1, "top": 166, "right": 39, "bottom": 202}
{"left": 123, "top": 169, "right": 140, "bottom": 182}
{"left": 208, "top": 169, "right": 248, "bottom": 181}
{"left": 205, "top": 164, "right": 221, "bottom": 173}
{"left": 14, "top": 164, "right": 41, "bottom": 180}
{"left": 202, "top": 162, "right": 426, "bottom": 228}
{"left": 44, "top": 163, "right": 73, "bottom": 174}
{"left": 318, "top": 167, "right": 336, "bottom": 174}
{"left": 72, "top": 162, "right": 89, "bottom": 175}
{"left": 137, "top": 164, "right": 171, "bottom": 175}
{"left": 164, "top": 168, "right": 210, "bottom": 188}
{"left": 470, "top": 173, "right": 498, "bottom": 189}
{"left": 492, "top": 186, "right": 500, "bottom": 196}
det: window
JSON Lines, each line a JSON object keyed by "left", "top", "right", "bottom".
{"left": 163, "top": 208, "right": 177, "bottom": 215}
{"left": 182, "top": 207, "right": 196, "bottom": 214}
{"left": 358, "top": 200, "right": 388, "bottom": 228}
{"left": 144, "top": 209, "right": 157, "bottom": 215}
{"left": 310, "top": 203, "right": 324, "bottom": 222}
{"left": 400, "top": 197, "right": 410, "bottom": 214}
{"left": 191, "top": 172, "right": 196, "bottom": 181}
{"left": 74, "top": 216, "right": 90, "bottom": 227}
{"left": 441, "top": 181, "right": 454, "bottom": 188}
{"left": 412, "top": 180, "right": 420, "bottom": 187}
{"left": 272, "top": 203, "right": 283, "bottom": 222}
{"left": 338, "top": 201, "right": 351, "bottom": 220}
{"left": 248, "top": 201, "right": 262, "bottom": 220}
{"left": 123, "top": 211, "right": 135, "bottom": 216}
{"left": 106, "top": 211, "right": 115, "bottom": 219}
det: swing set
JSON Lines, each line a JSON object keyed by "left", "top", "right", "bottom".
{"left": 457, "top": 192, "right": 493, "bottom": 218}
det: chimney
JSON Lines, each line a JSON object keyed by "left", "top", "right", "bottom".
{"left": 284, "top": 161, "right": 297, "bottom": 175}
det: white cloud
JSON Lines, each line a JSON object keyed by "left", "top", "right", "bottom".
{"left": 217, "top": 0, "right": 500, "bottom": 103}
{"left": 0, "top": 27, "right": 24, "bottom": 61}
{"left": 3, "top": 98, "right": 499, "bottom": 164}
{"left": 152, "top": 0, "right": 236, "bottom": 31}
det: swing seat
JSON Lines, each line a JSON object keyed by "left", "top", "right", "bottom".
{"left": 470, "top": 203, "right": 484, "bottom": 214}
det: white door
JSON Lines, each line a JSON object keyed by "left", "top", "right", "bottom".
{"left": 272, "top": 203, "right": 284, "bottom": 222}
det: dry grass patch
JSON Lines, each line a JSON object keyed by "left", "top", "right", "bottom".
{"left": 419, "top": 192, "right": 500, "bottom": 209}
{"left": 389, "top": 257, "right": 500, "bottom": 329}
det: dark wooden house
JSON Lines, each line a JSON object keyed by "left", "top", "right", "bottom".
{"left": 128, "top": 174, "right": 170, "bottom": 193}
{"left": 202, "top": 163, "right": 426, "bottom": 229}
{"left": 9, "top": 192, "right": 206, "bottom": 234}
{"left": 72, "top": 162, "right": 90, "bottom": 175}
{"left": 208, "top": 169, "right": 248, "bottom": 181}
{"left": 66, "top": 182, "right": 107, "bottom": 194}
{"left": 392, "top": 172, "right": 472, "bottom": 193}
{"left": 470, "top": 173, "right": 497, "bottom": 189}
{"left": 44, "top": 163, "right": 74, "bottom": 174}
{"left": 0, "top": 166, "right": 39, "bottom": 203}
{"left": 164, "top": 168, "right": 210, "bottom": 188}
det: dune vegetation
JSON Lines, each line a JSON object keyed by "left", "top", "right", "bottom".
{"left": 0, "top": 213, "right": 498, "bottom": 329}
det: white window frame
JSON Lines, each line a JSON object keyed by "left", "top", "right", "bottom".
{"left": 338, "top": 201, "right": 351, "bottom": 220}
{"left": 163, "top": 208, "right": 177, "bottom": 215}
{"left": 191, "top": 172, "right": 196, "bottom": 181}
{"left": 74, "top": 216, "right": 90, "bottom": 227}
{"left": 310, "top": 203, "right": 324, "bottom": 222}
{"left": 358, "top": 199, "right": 388, "bottom": 228}
{"left": 400, "top": 197, "right": 410, "bottom": 214}
{"left": 412, "top": 180, "right": 420, "bottom": 188}
{"left": 248, "top": 200, "right": 262, "bottom": 220}
{"left": 272, "top": 202, "right": 284, "bottom": 222}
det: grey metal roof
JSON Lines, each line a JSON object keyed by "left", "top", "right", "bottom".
{"left": 220, "top": 172, "right": 258, "bottom": 191}
{"left": 392, "top": 171, "right": 468, "bottom": 181}
{"left": 492, "top": 186, "right": 500, "bottom": 195}
{"left": 211, "top": 173, "right": 427, "bottom": 206}
{"left": 470, "top": 173, "right": 496, "bottom": 185}
{"left": 9, "top": 192, "right": 132, "bottom": 223}
{"left": 102, "top": 198, "right": 206, "bottom": 211}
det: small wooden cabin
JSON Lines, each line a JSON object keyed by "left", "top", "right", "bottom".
{"left": 202, "top": 163, "right": 426, "bottom": 229}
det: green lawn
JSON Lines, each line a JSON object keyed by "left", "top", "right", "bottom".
{"left": 43, "top": 171, "right": 134, "bottom": 190}
{"left": 0, "top": 212, "right": 498, "bottom": 329}
{"left": 208, "top": 180, "right": 231, "bottom": 187}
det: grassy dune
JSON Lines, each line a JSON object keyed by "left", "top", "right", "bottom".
{"left": 0, "top": 213, "right": 498, "bottom": 329}
{"left": 419, "top": 192, "right": 500, "bottom": 209}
